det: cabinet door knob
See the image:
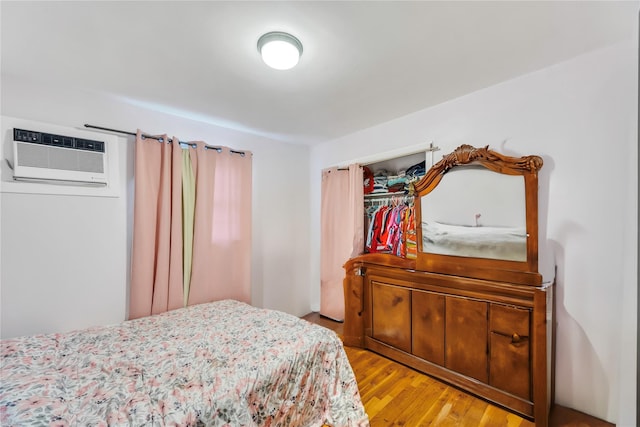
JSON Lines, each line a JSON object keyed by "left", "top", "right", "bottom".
{"left": 511, "top": 333, "right": 521, "bottom": 344}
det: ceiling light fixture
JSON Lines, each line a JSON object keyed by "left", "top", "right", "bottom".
{"left": 257, "top": 31, "right": 303, "bottom": 70}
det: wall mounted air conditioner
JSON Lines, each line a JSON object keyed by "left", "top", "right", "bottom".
{"left": 12, "top": 128, "right": 107, "bottom": 186}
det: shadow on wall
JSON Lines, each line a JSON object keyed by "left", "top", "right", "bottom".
{"left": 497, "top": 142, "right": 611, "bottom": 420}
{"left": 549, "top": 233, "right": 610, "bottom": 419}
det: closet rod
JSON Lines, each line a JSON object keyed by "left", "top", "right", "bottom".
{"left": 83, "top": 124, "right": 247, "bottom": 156}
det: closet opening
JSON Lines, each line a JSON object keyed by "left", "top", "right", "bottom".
{"left": 363, "top": 151, "right": 430, "bottom": 259}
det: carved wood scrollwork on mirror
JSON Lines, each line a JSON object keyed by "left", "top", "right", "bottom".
{"left": 413, "top": 144, "right": 544, "bottom": 286}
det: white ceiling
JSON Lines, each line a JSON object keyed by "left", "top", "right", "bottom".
{"left": 1, "top": 1, "right": 637, "bottom": 145}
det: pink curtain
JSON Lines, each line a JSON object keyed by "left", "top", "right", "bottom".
{"left": 189, "top": 146, "right": 252, "bottom": 305}
{"left": 129, "top": 132, "right": 252, "bottom": 320}
{"left": 129, "top": 133, "right": 184, "bottom": 319}
{"left": 320, "top": 164, "right": 364, "bottom": 321}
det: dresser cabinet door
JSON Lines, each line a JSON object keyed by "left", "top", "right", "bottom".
{"left": 371, "top": 281, "right": 411, "bottom": 353}
{"left": 412, "top": 290, "right": 445, "bottom": 365}
{"left": 445, "top": 297, "right": 488, "bottom": 383}
{"left": 489, "top": 304, "right": 531, "bottom": 400}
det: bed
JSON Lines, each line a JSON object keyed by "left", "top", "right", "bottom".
{"left": 0, "top": 300, "right": 369, "bottom": 426}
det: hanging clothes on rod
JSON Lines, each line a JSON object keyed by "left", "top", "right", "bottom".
{"left": 364, "top": 194, "right": 413, "bottom": 207}
{"left": 364, "top": 195, "right": 416, "bottom": 258}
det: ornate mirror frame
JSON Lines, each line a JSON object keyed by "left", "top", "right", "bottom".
{"left": 413, "top": 144, "right": 544, "bottom": 286}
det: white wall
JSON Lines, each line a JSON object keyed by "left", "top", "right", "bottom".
{"left": 310, "top": 40, "right": 637, "bottom": 424}
{"left": 0, "top": 73, "right": 312, "bottom": 338}
{"left": 0, "top": 117, "right": 128, "bottom": 338}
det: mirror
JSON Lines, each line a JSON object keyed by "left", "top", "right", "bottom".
{"left": 413, "top": 145, "right": 543, "bottom": 284}
{"left": 420, "top": 166, "right": 527, "bottom": 261}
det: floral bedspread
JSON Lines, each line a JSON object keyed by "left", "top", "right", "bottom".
{"left": 0, "top": 300, "right": 369, "bottom": 426}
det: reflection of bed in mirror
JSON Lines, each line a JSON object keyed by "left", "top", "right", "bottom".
{"left": 422, "top": 220, "right": 527, "bottom": 261}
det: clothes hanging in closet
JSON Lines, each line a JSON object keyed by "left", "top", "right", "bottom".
{"left": 365, "top": 201, "right": 416, "bottom": 259}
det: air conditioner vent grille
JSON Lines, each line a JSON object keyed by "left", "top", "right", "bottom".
{"left": 11, "top": 127, "right": 108, "bottom": 185}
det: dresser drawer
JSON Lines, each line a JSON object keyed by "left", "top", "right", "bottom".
{"left": 490, "top": 304, "right": 530, "bottom": 337}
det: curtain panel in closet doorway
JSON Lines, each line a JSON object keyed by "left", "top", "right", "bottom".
{"left": 320, "top": 165, "right": 364, "bottom": 321}
{"left": 129, "top": 131, "right": 252, "bottom": 320}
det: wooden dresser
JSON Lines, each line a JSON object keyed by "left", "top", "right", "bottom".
{"left": 343, "top": 145, "right": 554, "bottom": 426}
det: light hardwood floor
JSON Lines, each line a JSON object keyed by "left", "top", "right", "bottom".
{"left": 303, "top": 312, "right": 613, "bottom": 427}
